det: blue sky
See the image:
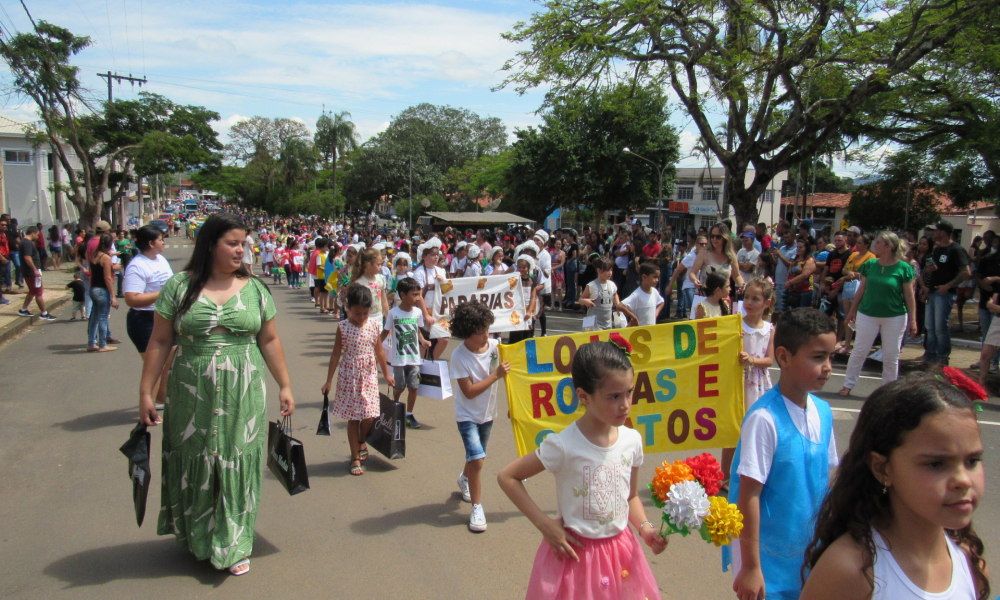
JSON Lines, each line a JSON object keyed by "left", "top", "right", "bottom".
{"left": 0, "top": 0, "right": 872, "bottom": 175}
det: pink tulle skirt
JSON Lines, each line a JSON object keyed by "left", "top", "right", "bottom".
{"left": 525, "top": 528, "right": 661, "bottom": 600}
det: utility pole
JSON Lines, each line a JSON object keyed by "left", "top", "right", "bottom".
{"left": 97, "top": 72, "right": 148, "bottom": 227}
{"left": 408, "top": 157, "right": 413, "bottom": 233}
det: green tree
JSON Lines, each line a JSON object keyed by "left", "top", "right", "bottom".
{"left": 502, "top": 84, "right": 680, "bottom": 222}
{"left": 314, "top": 110, "right": 359, "bottom": 198}
{"left": 848, "top": 151, "right": 940, "bottom": 231}
{"left": 443, "top": 151, "right": 512, "bottom": 210}
{"left": 498, "top": 0, "right": 993, "bottom": 227}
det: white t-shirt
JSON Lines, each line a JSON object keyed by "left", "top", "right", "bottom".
{"left": 243, "top": 236, "right": 255, "bottom": 264}
{"left": 412, "top": 265, "right": 447, "bottom": 294}
{"left": 536, "top": 422, "right": 644, "bottom": 539}
{"left": 681, "top": 250, "right": 698, "bottom": 290}
{"left": 122, "top": 254, "right": 175, "bottom": 311}
{"left": 383, "top": 306, "right": 425, "bottom": 367}
{"left": 449, "top": 256, "right": 468, "bottom": 276}
{"left": 736, "top": 247, "right": 760, "bottom": 270}
{"left": 450, "top": 338, "right": 500, "bottom": 424}
{"left": 622, "top": 287, "right": 664, "bottom": 326}
{"left": 537, "top": 249, "right": 552, "bottom": 294}
{"left": 262, "top": 242, "right": 275, "bottom": 262}
{"left": 464, "top": 261, "right": 483, "bottom": 278}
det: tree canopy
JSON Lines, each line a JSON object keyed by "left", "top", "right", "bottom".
{"left": 848, "top": 150, "right": 941, "bottom": 231}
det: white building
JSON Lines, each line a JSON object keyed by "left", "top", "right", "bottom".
{"left": 0, "top": 115, "right": 80, "bottom": 227}
{"left": 635, "top": 167, "right": 788, "bottom": 233}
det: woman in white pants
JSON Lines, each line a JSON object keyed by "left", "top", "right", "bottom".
{"left": 839, "top": 232, "right": 918, "bottom": 395}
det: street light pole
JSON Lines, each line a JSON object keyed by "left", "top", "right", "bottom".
{"left": 408, "top": 157, "right": 413, "bottom": 233}
{"left": 623, "top": 147, "right": 670, "bottom": 228}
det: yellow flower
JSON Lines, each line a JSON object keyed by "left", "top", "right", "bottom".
{"left": 703, "top": 496, "right": 744, "bottom": 546}
{"left": 650, "top": 460, "right": 695, "bottom": 503}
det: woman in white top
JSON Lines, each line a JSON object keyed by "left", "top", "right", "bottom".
{"left": 413, "top": 242, "right": 448, "bottom": 360}
{"left": 123, "top": 225, "right": 175, "bottom": 407}
{"left": 688, "top": 224, "right": 743, "bottom": 319}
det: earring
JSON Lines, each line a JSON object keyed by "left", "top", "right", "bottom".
{"left": 882, "top": 482, "right": 888, "bottom": 495}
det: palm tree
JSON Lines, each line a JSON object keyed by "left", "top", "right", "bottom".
{"left": 690, "top": 136, "right": 721, "bottom": 216}
{"left": 315, "top": 110, "right": 360, "bottom": 198}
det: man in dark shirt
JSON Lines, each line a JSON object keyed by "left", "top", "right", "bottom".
{"left": 818, "top": 232, "right": 855, "bottom": 316}
{"left": 923, "top": 221, "right": 971, "bottom": 366}
{"left": 972, "top": 249, "right": 1000, "bottom": 372}
{"left": 17, "top": 226, "right": 56, "bottom": 320}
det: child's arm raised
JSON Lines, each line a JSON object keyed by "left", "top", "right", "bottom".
{"left": 321, "top": 328, "right": 344, "bottom": 395}
{"left": 498, "top": 453, "right": 584, "bottom": 562}
{"left": 374, "top": 329, "right": 396, "bottom": 389}
{"left": 627, "top": 466, "right": 668, "bottom": 555}
{"left": 734, "top": 476, "right": 766, "bottom": 600}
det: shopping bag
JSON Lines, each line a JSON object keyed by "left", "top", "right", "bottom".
{"left": 418, "top": 359, "right": 454, "bottom": 400}
{"left": 119, "top": 422, "right": 152, "bottom": 527}
{"left": 267, "top": 417, "right": 310, "bottom": 496}
{"left": 366, "top": 390, "right": 406, "bottom": 459}
{"left": 612, "top": 311, "right": 628, "bottom": 329}
{"left": 582, "top": 315, "right": 596, "bottom": 332}
{"left": 316, "top": 394, "right": 332, "bottom": 436}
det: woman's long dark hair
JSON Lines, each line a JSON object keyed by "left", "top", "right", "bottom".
{"left": 803, "top": 373, "right": 989, "bottom": 599}
{"left": 176, "top": 213, "right": 255, "bottom": 317}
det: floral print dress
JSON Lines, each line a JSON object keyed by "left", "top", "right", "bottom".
{"left": 331, "top": 318, "right": 381, "bottom": 420}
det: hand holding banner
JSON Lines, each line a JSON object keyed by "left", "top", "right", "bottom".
{"left": 499, "top": 315, "right": 745, "bottom": 457}
{"left": 426, "top": 274, "right": 529, "bottom": 339}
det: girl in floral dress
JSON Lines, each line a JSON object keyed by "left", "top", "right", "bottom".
{"left": 321, "top": 285, "right": 395, "bottom": 475}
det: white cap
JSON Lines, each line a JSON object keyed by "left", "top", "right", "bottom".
{"left": 456, "top": 241, "right": 468, "bottom": 250}
{"left": 516, "top": 254, "right": 536, "bottom": 271}
{"left": 533, "top": 230, "right": 549, "bottom": 244}
{"left": 490, "top": 246, "right": 504, "bottom": 260}
{"left": 393, "top": 253, "right": 412, "bottom": 268}
{"left": 467, "top": 245, "right": 480, "bottom": 259}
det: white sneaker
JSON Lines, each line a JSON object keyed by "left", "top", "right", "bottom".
{"left": 458, "top": 473, "right": 471, "bottom": 503}
{"left": 870, "top": 348, "right": 884, "bottom": 362}
{"left": 469, "top": 503, "right": 487, "bottom": 532}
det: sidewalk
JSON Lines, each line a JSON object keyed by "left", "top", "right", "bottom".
{"left": 0, "top": 267, "right": 76, "bottom": 346}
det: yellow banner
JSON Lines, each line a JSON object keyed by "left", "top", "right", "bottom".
{"left": 500, "top": 315, "right": 745, "bottom": 457}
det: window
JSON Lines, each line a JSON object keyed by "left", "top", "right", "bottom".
{"left": 48, "top": 153, "right": 54, "bottom": 170}
{"left": 702, "top": 188, "right": 719, "bottom": 202}
{"left": 759, "top": 190, "right": 775, "bottom": 203}
{"left": 4, "top": 150, "right": 31, "bottom": 164}
{"left": 701, "top": 217, "right": 717, "bottom": 229}
{"left": 676, "top": 187, "right": 694, "bottom": 200}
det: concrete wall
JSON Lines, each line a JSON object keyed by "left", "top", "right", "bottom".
{"left": 1, "top": 134, "right": 80, "bottom": 227}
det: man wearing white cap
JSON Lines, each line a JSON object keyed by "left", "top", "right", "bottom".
{"left": 533, "top": 230, "right": 552, "bottom": 336}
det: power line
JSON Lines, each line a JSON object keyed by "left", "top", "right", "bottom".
{"left": 138, "top": 0, "right": 144, "bottom": 76}
{"left": 0, "top": 1, "right": 20, "bottom": 36}
{"left": 71, "top": 0, "right": 114, "bottom": 61}
{"left": 103, "top": 0, "right": 116, "bottom": 71}
{"left": 121, "top": 0, "right": 131, "bottom": 73}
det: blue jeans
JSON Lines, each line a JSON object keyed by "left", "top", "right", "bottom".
{"left": 11, "top": 251, "right": 23, "bottom": 286}
{"left": 88, "top": 287, "right": 112, "bottom": 348}
{"left": 924, "top": 292, "right": 956, "bottom": 364}
{"left": 565, "top": 261, "right": 578, "bottom": 304}
{"left": 979, "top": 308, "right": 1000, "bottom": 367}
{"left": 457, "top": 420, "right": 493, "bottom": 462}
{"left": 677, "top": 287, "right": 694, "bottom": 318}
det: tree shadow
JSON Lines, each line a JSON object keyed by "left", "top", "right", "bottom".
{"left": 53, "top": 407, "right": 138, "bottom": 432}
{"left": 349, "top": 496, "right": 523, "bottom": 535}
{"left": 42, "top": 534, "right": 279, "bottom": 588}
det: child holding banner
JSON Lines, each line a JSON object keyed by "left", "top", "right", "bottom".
{"left": 725, "top": 308, "right": 839, "bottom": 600}
{"left": 579, "top": 257, "right": 637, "bottom": 330}
{"left": 450, "top": 302, "right": 510, "bottom": 533}
{"left": 508, "top": 255, "right": 539, "bottom": 344}
{"left": 498, "top": 337, "right": 666, "bottom": 600}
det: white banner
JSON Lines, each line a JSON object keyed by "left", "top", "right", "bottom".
{"left": 427, "top": 274, "right": 529, "bottom": 339}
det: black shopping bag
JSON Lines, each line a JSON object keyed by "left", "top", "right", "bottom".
{"left": 317, "top": 394, "right": 332, "bottom": 436}
{"left": 119, "top": 422, "right": 152, "bottom": 527}
{"left": 365, "top": 390, "right": 406, "bottom": 460}
{"left": 267, "top": 417, "right": 310, "bottom": 496}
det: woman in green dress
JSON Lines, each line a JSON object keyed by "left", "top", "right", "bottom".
{"left": 139, "top": 213, "right": 295, "bottom": 576}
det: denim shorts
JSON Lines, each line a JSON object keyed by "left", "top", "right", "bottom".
{"left": 457, "top": 420, "right": 493, "bottom": 462}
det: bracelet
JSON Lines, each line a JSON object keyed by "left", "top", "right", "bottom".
{"left": 638, "top": 520, "right": 653, "bottom": 532}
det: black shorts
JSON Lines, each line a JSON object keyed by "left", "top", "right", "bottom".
{"left": 126, "top": 308, "right": 155, "bottom": 353}
{"left": 314, "top": 278, "right": 326, "bottom": 289}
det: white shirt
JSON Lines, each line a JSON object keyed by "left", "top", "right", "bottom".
{"left": 622, "top": 287, "right": 664, "bottom": 326}
{"left": 412, "top": 265, "right": 447, "bottom": 294}
{"left": 450, "top": 338, "right": 500, "bottom": 424}
{"left": 122, "top": 254, "right": 175, "bottom": 311}
{"left": 871, "top": 528, "right": 977, "bottom": 600}
{"left": 243, "top": 236, "right": 255, "bottom": 264}
{"left": 536, "top": 422, "right": 644, "bottom": 539}
{"left": 737, "top": 247, "right": 760, "bottom": 269}
{"left": 450, "top": 256, "right": 468, "bottom": 276}
{"left": 464, "top": 261, "right": 483, "bottom": 278}
{"left": 383, "top": 306, "right": 425, "bottom": 367}
{"left": 537, "top": 249, "right": 552, "bottom": 294}
{"left": 681, "top": 250, "right": 698, "bottom": 290}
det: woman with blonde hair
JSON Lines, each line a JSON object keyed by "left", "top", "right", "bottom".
{"left": 839, "top": 231, "right": 918, "bottom": 395}
{"left": 687, "top": 223, "right": 744, "bottom": 318}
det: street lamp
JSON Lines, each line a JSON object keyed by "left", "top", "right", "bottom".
{"left": 623, "top": 147, "right": 671, "bottom": 229}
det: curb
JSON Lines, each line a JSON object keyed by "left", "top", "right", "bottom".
{"left": 0, "top": 294, "right": 72, "bottom": 347}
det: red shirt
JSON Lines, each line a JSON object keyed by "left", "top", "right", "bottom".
{"left": 643, "top": 242, "right": 662, "bottom": 259}
{"left": 0, "top": 232, "right": 8, "bottom": 257}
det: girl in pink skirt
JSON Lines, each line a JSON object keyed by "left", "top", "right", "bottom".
{"left": 498, "top": 335, "right": 667, "bottom": 600}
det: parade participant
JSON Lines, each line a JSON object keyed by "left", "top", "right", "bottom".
{"left": 498, "top": 339, "right": 667, "bottom": 599}
{"left": 464, "top": 244, "right": 483, "bottom": 277}
{"left": 323, "top": 242, "right": 344, "bottom": 314}
{"left": 579, "top": 257, "right": 636, "bottom": 331}
{"left": 689, "top": 224, "right": 743, "bottom": 318}
{"left": 485, "top": 246, "right": 508, "bottom": 275}
{"left": 621, "top": 262, "right": 664, "bottom": 327}
{"left": 726, "top": 308, "right": 838, "bottom": 600}
{"left": 321, "top": 285, "right": 395, "bottom": 476}
{"left": 695, "top": 271, "right": 730, "bottom": 319}
{"left": 349, "top": 248, "right": 389, "bottom": 324}
{"left": 508, "top": 255, "right": 539, "bottom": 344}
{"left": 550, "top": 239, "right": 566, "bottom": 311}
{"left": 801, "top": 373, "right": 988, "bottom": 600}
{"left": 272, "top": 240, "right": 286, "bottom": 285}
{"left": 450, "top": 241, "right": 469, "bottom": 278}
{"left": 287, "top": 238, "right": 304, "bottom": 289}
{"left": 381, "top": 277, "right": 430, "bottom": 422}
{"left": 139, "top": 213, "right": 295, "bottom": 576}
{"left": 388, "top": 252, "right": 413, "bottom": 308}
{"left": 413, "top": 241, "right": 448, "bottom": 372}
{"left": 840, "top": 232, "right": 917, "bottom": 396}
{"left": 450, "top": 302, "right": 510, "bottom": 533}
{"left": 310, "top": 238, "right": 329, "bottom": 313}
{"left": 261, "top": 235, "right": 275, "bottom": 277}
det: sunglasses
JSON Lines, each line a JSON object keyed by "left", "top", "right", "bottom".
{"left": 711, "top": 234, "right": 724, "bottom": 240}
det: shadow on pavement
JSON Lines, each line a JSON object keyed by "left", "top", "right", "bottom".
{"left": 349, "top": 496, "right": 523, "bottom": 534}
{"left": 42, "top": 534, "right": 279, "bottom": 587}
{"left": 46, "top": 343, "right": 92, "bottom": 355}
{"left": 53, "top": 407, "right": 137, "bottom": 432}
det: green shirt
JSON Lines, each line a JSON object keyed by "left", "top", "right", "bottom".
{"left": 857, "top": 259, "right": 914, "bottom": 318}
{"left": 115, "top": 238, "right": 133, "bottom": 264}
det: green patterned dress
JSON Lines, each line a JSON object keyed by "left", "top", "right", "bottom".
{"left": 154, "top": 273, "right": 276, "bottom": 569}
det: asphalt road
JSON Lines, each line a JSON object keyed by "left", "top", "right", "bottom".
{"left": 0, "top": 243, "right": 996, "bottom": 599}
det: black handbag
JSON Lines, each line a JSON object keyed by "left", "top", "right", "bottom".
{"left": 317, "top": 393, "right": 332, "bottom": 436}
{"left": 119, "top": 422, "right": 152, "bottom": 527}
{"left": 365, "top": 388, "right": 406, "bottom": 460}
{"left": 267, "top": 416, "right": 310, "bottom": 495}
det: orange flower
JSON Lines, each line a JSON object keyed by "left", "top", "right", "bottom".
{"left": 650, "top": 460, "right": 695, "bottom": 503}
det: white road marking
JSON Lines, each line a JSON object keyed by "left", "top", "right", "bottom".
{"left": 831, "top": 406, "right": 1000, "bottom": 426}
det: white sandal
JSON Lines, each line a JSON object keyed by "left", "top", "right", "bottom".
{"left": 228, "top": 558, "right": 251, "bottom": 576}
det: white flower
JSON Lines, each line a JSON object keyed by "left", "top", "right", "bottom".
{"left": 664, "top": 480, "right": 711, "bottom": 531}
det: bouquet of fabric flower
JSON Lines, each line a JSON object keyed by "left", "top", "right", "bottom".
{"left": 647, "top": 453, "right": 744, "bottom": 546}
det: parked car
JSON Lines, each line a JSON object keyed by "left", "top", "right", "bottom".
{"left": 157, "top": 213, "right": 175, "bottom": 227}
{"left": 149, "top": 219, "right": 171, "bottom": 238}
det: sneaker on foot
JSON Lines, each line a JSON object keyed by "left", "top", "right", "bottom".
{"left": 991, "top": 364, "right": 999, "bottom": 375}
{"left": 0, "top": 298, "right": 10, "bottom": 305}
{"left": 458, "top": 474, "right": 471, "bottom": 503}
{"left": 469, "top": 504, "right": 487, "bottom": 532}
{"left": 971, "top": 362, "right": 981, "bottom": 371}
{"left": 38, "top": 313, "right": 56, "bottom": 321}
{"left": 405, "top": 414, "right": 421, "bottom": 429}
{"left": 17, "top": 309, "right": 32, "bottom": 317}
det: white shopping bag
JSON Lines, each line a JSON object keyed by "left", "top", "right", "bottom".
{"left": 582, "top": 315, "right": 596, "bottom": 332}
{"left": 417, "top": 360, "right": 453, "bottom": 400}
